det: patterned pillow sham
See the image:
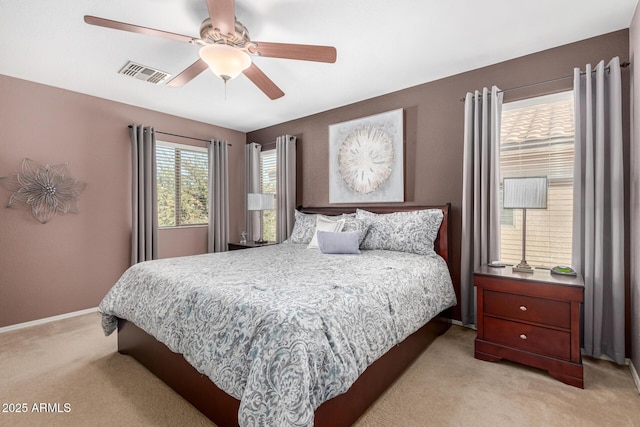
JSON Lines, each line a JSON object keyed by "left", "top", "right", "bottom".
{"left": 355, "top": 208, "right": 443, "bottom": 255}
{"left": 287, "top": 210, "right": 317, "bottom": 244}
{"left": 337, "top": 216, "right": 370, "bottom": 246}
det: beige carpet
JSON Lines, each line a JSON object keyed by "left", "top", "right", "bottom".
{"left": 1, "top": 313, "right": 639, "bottom": 427}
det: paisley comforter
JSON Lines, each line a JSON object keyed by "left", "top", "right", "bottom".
{"left": 99, "top": 243, "right": 456, "bottom": 426}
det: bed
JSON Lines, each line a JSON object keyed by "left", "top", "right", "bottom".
{"left": 100, "top": 204, "right": 456, "bottom": 427}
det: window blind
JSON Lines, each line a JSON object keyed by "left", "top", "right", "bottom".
{"left": 260, "top": 149, "right": 277, "bottom": 242}
{"left": 156, "top": 143, "right": 208, "bottom": 227}
{"left": 500, "top": 92, "right": 574, "bottom": 268}
{"left": 260, "top": 150, "right": 277, "bottom": 194}
{"left": 157, "top": 145, "right": 177, "bottom": 227}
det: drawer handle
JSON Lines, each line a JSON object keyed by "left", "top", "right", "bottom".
{"left": 520, "top": 334, "right": 527, "bottom": 340}
{"left": 519, "top": 305, "right": 527, "bottom": 312}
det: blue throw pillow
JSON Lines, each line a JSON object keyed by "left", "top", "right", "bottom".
{"left": 316, "top": 231, "right": 361, "bottom": 254}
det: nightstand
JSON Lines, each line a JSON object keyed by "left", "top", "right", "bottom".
{"left": 228, "top": 241, "right": 276, "bottom": 251}
{"left": 474, "top": 265, "right": 584, "bottom": 388}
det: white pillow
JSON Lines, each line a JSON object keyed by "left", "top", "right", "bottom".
{"left": 307, "top": 216, "right": 345, "bottom": 249}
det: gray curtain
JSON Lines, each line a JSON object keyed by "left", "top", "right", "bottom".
{"left": 208, "top": 140, "right": 229, "bottom": 252}
{"left": 572, "top": 57, "right": 625, "bottom": 364}
{"left": 245, "top": 142, "right": 262, "bottom": 242}
{"left": 129, "top": 124, "right": 158, "bottom": 264}
{"left": 460, "top": 86, "right": 503, "bottom": 326}
{"left": 276, "top": 135, "right": 297, "bottom": 243}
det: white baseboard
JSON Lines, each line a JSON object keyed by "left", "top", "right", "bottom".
{"left": 630, "top": 360, "right": 640, "bottom": 395}
{"left": 449, "top": 319, "right": 464, "bottom": 327}
{"left": 0, "top": 307, "right": 98, "bottom": 334}
{"left": 448, "top": 318, "right": 477, "bottom": 330}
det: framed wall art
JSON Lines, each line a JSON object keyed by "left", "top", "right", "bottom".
{"left": 329, "top": 108, "right": 404, "bottom": 203}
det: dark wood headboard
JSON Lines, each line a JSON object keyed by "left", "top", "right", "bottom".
{"left": 298, "top": 204, "right": 451, "bottom": 266}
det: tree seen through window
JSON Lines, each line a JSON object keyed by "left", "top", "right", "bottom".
{"left": 157, "top": 143, "right": 208, "bottom": 227}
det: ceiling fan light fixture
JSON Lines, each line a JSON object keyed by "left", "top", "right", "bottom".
{"left": 199, "top": 44, "right": 251, "bottom": 81}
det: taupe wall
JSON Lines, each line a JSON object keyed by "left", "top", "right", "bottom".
{"left": 0, "top": 76, "right": 245, "bottom": 327}
{"left": 629, "top": 6, "right": 640, "bottom": 377}
{"left": 1, "top": 30, "right": 633, "bottom": 338}
{"left": 248, "top": 30, "right": 631, "bottom": 322}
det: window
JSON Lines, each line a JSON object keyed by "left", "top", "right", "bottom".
{"left": 156, "top": 142, "right": 208, "bottom": 227}
{"left": 499, "top": 91, "right": 574, "bottom": 268}
{"left": 260, "top": 149, "right": 277, "bottom": 241}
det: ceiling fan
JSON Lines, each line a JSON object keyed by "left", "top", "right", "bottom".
{"left": 84, "top": 0, "right": 337, "bottom": 99}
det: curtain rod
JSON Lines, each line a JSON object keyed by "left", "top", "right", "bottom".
{"left": 459, "top": 61, "right": 630, "bottom": 102}
{"left": 127, "top": 125, "right": 231, "bottom": 145}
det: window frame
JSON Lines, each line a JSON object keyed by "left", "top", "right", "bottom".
{"left": 156, "top": 140, "right": 209, "bottom": 229}
{"left": 259, "top": 148, "right": 277, "bottom": 242}
{"left": 499, "top": 91, "right": 575, "bottom": 269}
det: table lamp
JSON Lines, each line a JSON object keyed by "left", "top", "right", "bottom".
{"left": 247, "top": 193, "right": 275, "bottom": 244}
{"left": 502, "top": 176, "right": 548, "bottom": 273}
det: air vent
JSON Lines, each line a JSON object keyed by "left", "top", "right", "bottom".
{"left": 118, "top": 61, "right": 171, "bottom": 85}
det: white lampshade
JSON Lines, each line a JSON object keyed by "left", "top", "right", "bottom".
{"left": 199, "top": 44, "right": 251, "bottom": 81}
{"left": 247, "top": 193, "right": 275, "bottom": 211}
{"left": 503, "top": 177, "right": 548, "bottom": 209}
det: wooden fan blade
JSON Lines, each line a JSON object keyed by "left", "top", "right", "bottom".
{"left": 166, "top": 59, "right": 210, "bottom": 87}
{"left": 206, "top": 0, "right": 235, "bottom": 36}
{"left": 243, "top": 63, "right": 284, "bottom": 100}
{"left": 84, "top": 16, "right": 196, "bottom": 43}
{"left": 251, "top": 42, "right": 337, "bottom": 63}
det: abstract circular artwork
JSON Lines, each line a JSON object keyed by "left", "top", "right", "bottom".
{"left": 329, "top": 108, "right": 404, "bottom": 203}
{"left": 0, "top": 158, "right": 87, "bottom": 224}
{"left": 337, "top": 126, "right": 394, "bottom": 194}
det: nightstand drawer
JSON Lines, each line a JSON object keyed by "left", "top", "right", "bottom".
{"left": 484, "top": 317, "right": 571, "bottom": 360}
{"left": 484, "top": 290, "right": 571, "bottom": 329}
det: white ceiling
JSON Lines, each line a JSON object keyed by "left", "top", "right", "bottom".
{"left": 1, "top": 0, "right": 637, "bottom": 132}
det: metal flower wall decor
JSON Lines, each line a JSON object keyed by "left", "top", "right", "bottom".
{"left": 0, "top": 158, "right": 87, "bottom": 224}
